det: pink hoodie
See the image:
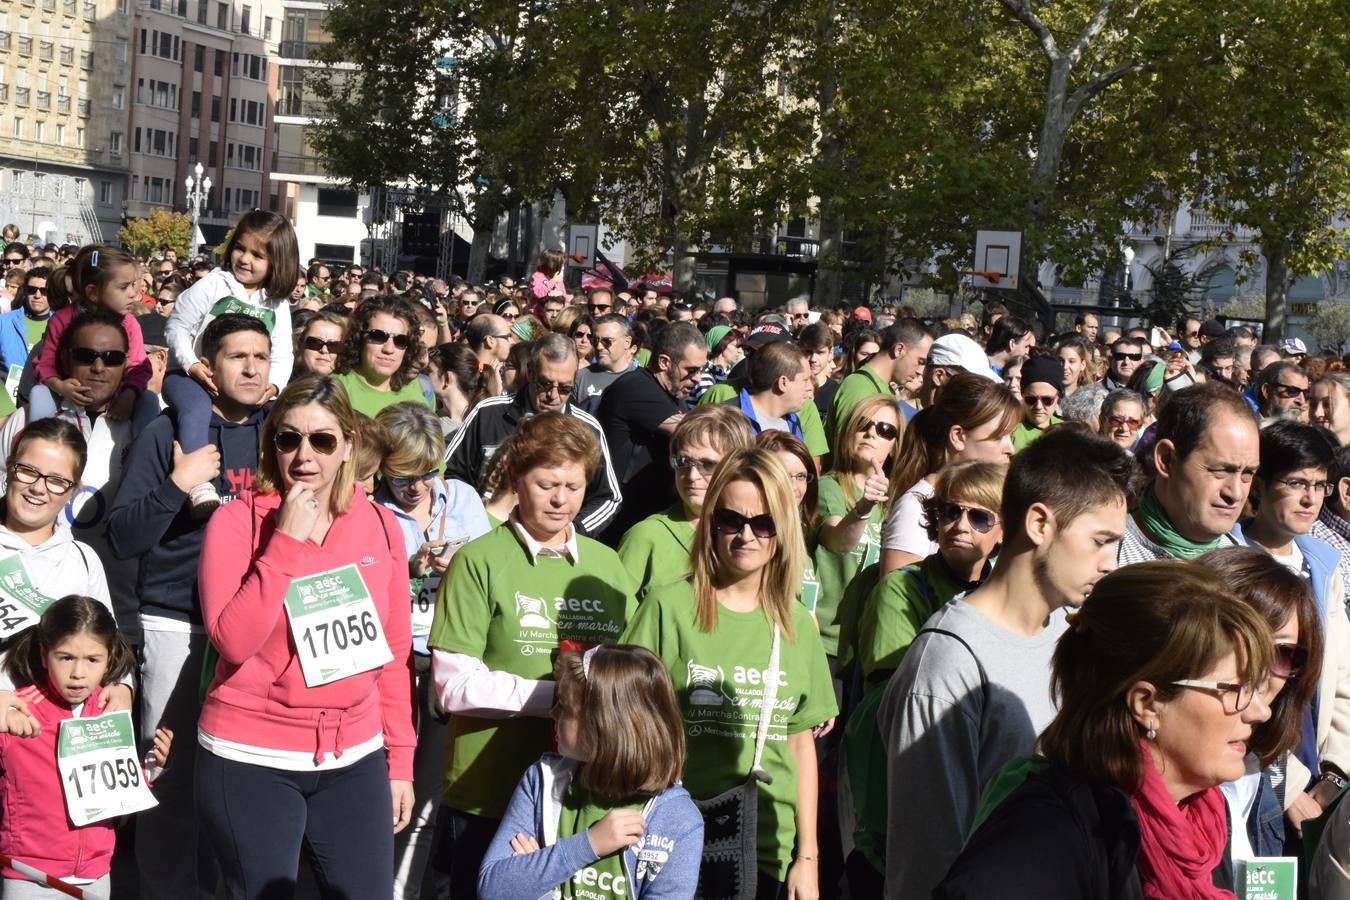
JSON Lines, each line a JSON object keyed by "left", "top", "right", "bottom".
{"left": 0, "top": 684, "right": 114, "bottom": 882}
{"left": 198, "top": 488, "right": 416, "bottom": 780}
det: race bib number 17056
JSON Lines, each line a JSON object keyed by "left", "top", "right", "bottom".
{"left": 284, "top": 564, "right": 394, "bottom": 687}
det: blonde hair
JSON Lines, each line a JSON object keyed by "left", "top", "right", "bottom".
{"left": 670, "top": 404, "right": 754, "bottom": 458}
{"left": 254, "top": 376, "right": 361, "bottom": 516}
{"left": 376, "top": 402, "right": 445, "bottom": 476}
{"left": 689, "top": 448, "right": 804, "bottom": 641}
{"left": 832, "top": 394, "right": 904, "bottom": 498}
{"left": 922, "top": 460, "right": 1007, "bottom": 542}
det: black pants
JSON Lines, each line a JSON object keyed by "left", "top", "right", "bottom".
{"left": 196, "top": 748, "right": 394, "bottom": 900}
{"left": 428, "top": 804, "right": 501, "bottom": 900}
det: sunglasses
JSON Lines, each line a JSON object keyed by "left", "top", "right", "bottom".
{"left": 671, "top": 455, "right": 720, "bottom": 477}
{"left": 158, "top": 269, "right": 174, "bottom": 277}
{"left": 598, "top": 336, "right": 626, "bottom": 349}
{"left": 1113, "top": 352, "right": 1143, "bottom": 362}
{"left": 70, "top": 347, "right": 127, "bottom": 366}
{"left": 572, "top": 330, "right": 593, "bottom": 340}
{"left": 935, "top": 501, "right": 999, "bottom": 534}
{"left": 1107, "top": 415, "right": 1142, "bottom": 430}
{"left": 274, "top": 429, "right": 340, "bottom": 454}
{"left": 533, "top": 378, "right": 575, "bottom": 396}
{"left": 2, "top": 258, "right": 25, "bottom": 266}
{"left": 156, "top": 296, "right": 176, "bottom": 306}
{"left": 363, "top": 329, "right": 410, "bottom": 350}
{"left": 27, "top": 286, "right": 47, "bottom": 295}
{"left": 303, "top": 336, "right": 343, "bottom": 355}
{"left": 857, "top": 418, "right": 899, "bottom": 441}
{"left": 711, "top": 507, "right": 777, "bottom": 539}
{"left": 502, "top": 312, "right": 519, "bottom": 321}
{"left": 1024, "top": 395, "right": 1058, "bottom": 408}
{"left": 1273, "top": 641, "right": 1308, "bottom": 678}
{"left": 589, "top": 304, "right": 612, "bottom": 314}
{"left": 1275, "top": 384, "right": 1310, "bottom": 399}
{"left": 385, "top": 470, "right": 439, "bottom": 488}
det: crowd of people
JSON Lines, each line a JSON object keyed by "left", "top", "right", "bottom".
{"left": 1, "top": 213, "right": 1350, "bottom": 900}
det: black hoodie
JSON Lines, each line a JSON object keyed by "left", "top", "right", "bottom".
{"left": 106, "top": 404, "right": 269, "bottom": 625}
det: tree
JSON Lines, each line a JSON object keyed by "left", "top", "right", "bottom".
{"left": 1305, "top": 302, "right": 1350, "bottom": 353}
{"left": 118, "top": 209, "right": 192, "bottom": 259}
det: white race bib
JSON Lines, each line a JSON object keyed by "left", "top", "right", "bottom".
{"left": 0, "top": 553, "right": 56, "bottom": 639}
{"left": 284, "top": 564, "right": 394, "bottom": 687}
{"left": 4, "top": 364, "right": 20, "bottom": 404}
{"left": 57, "top": 710, "right": 158, "bottom": 826}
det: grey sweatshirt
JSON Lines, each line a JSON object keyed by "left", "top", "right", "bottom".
{"left": 877, "top": 598, "right": 1067, "bottom": 900}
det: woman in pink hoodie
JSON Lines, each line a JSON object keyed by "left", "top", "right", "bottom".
{"left": 197, "top": 374, "right": 416, "bottom": 900}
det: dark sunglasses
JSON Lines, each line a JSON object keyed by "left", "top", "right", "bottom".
{"left": 2, "top": 257, "right": 25, "bottom": 266}
{"left": 857, "top": 418, "right": 899, "bottom": 441}
{"left": 70, "top": 347, "right": 127, "bottom": 366}
{"left": 363, "top": 329, "right": 410, "bottom": 350}
{"left": 26, "top": 286, "right": 47, "bottom": 295}
{"left": 572, "top": 330, "right": 593, "bottom": 340}
{"left": 1275, "top": 384, "right": 1310, "bottom": 399}
{"left": 385, "top": 470, "right": 438, "bottom": 488}
{"left": 589, "top": 304, "right": 612, "bottom": 313}
{"left": 303, "top": 336, "right": 343, "bottom": 355}
{"left": 1024, "top": 395, "right": 1058, "bottom": 408}
{"left": 274, "top": 429, "right": 340, "bottom": 455}
{"left": 1273, "top": 642, "right": 1308, "bottom": 678}
{"left": 501, "top": 312, "right": 519, "bottom": 321}
{"left": 533, "top": 378, "right": 575, "bottom": 396}
{"left": 711, "top": 507, "right": 777, "bottom": 538}
{"left": 935, "top": 501, "right": 999, "bottom": 534}
{"left": 598, "top": 336, "right": 625, "bottom": 349}
{"left": 1112, "top": 352, "right": 1143, "bottom": 362}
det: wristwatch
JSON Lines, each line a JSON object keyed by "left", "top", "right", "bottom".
{"left": 1311, "top": 769, "right": 1348, "bottom": 808}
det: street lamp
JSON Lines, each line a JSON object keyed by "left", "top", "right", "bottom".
{"left": 185, "top": 161, "right": 211, "bottom": 256}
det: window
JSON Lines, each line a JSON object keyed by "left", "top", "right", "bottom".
{"left": 139, "top": 28, "right": 146, "bottom": 54}
{"left": 55, "top": 123, "right": 64, "bottom": 144}
{"left": 191, "top": 90, "right": 200, "bottom": 117}
{"left": 112, "top": 84, "right": 124, "bottom": 109}
{"left": 229, "top": 97, "right": 236, "bottom": 120}
{"left": 75, "top": 125, "right": 83, "bottom": 146}
{"left": 214, "top": 49, "right": 223, "bottom": 76}
{"left": 210, "top": 96, "right": 220, "bottom": 122}
{"left": 12, "top": 118, "right": 22, "bottom": 138}
{"left": 188, "top": 136, "right": 197, "bottom": 157}
{"left": 240, "top": 4, "right": 250, "bottom": 33}
{"left": 194, "top": 44, "right": 204, "bottom": 71}
{"left": 208, "top": 140, "right": 217, "bottom": 165}
{"left": 99, "top": 181, "right": 111, "bottom": 204}
{"left": 116, "top": 40, "right": 127, "bottom": 64}
{"left": 263, "top": 15, "right": 271, "bottom": 39}
{"left": 317, "top": 189, "right": 357, "bottom": 218}
{"left": 315, "top": 243, "right": 354, "bottom": 262}
{"left": 196, "top": 0, "right": 206, "bottom": 24}
{"left": 34, "top": 121, "right": 43, "bottom": 142}
{"left": 110, "top": 131, "right": 123, "bottom": 154}
{"left": 133, "top": 127, "right": 140, "bottom": 152}
{"left": 216, "top": 2, "right": 227, "bottom": 30}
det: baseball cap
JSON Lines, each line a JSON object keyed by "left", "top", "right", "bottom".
{"left": 926, "top": 333, "right": 999, "bottom": 382}
{"left": 743, "top": 323, "right": 789, "bottom": 350}
{"left": 1199, "top": 319, "right": 1226, "bottom": 339}
{"left": 1281, "top": 337, "right": 1308, "bottom": 357}
{"left": 852, "top": 306, "right": 873, "bottom": 322}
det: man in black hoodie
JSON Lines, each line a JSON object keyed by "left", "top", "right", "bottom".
{"left": 107, "top": 313, "right": 272, "bottom": 900}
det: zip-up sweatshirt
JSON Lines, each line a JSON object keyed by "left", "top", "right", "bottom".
{"left": 106, "top": 404, "right": 268, "bottom": 625}
{"left": 166, "top": 267, "right": 293, "bottom": 386}
{"left": 0, "top": 684, "right": 114, "bottom": 882}
{"left": 197, "top": 487, "right": 416, "bottom": 779}
{"left": 478, "top": 753, "right": 703, "bottom": 900}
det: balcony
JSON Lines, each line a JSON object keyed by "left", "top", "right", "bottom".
{"left": 37, "top": 91, "right": 51, "bottom": 110}
{"left": 77, "top": 98, "right": 90, "bottom": 116}
{"left": 83, "top": 0, "right": 95, "bottom": 18}
{"left": 0, "top": 85, "right": 7, "bottom": 102}
{"left": 18, "top": 35, "right": 33, "bottom": 56}
{"left": 272, "top": 154, "right": 328, "bottom": 177}
{"left": 277, "top": 40, "right": 325, "bottom": 60}
{"left": 15, "top": 87, "right": 31, "bottom": 106}
{"left": 39, "top": 40, "right": 54, "bottom": 61}
{"left": 64, "top": 0, "right": 76, "bottom": 14}
{"left": 0, "top": 33, "right": 9, "bottom": 50}
{"left": 57, "top": 95, "right": 70, "bottom": 113}
{"left": 59, "top": 45, "right": 73, "bottom": 64}
{"left": 80, "top": 49, "right": 93, "bottom": 68}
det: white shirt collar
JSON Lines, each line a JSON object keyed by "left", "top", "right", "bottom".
{"left": 510, "top": 512, "right": 580, "bottom": 565}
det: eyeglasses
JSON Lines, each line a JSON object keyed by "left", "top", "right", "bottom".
{"left": 1024, "top": 395, "right": 1058, "bottom": 408}
{"left": 1273, "top": 642, "right": 1308, "bottom": 678}
{"left": 598, "top": 336, "right": 626, "bottom": 349}
{"left": 70, "top": 347, "right": 127, "bottom": 366}
{"left": 303, "top": 336, "right": 343, "bottom": 355}
{"left": 502, "top": 312, "right": 519, "bottom": 321}
{"left": 533, "top": 379, "right": 575, "bottom": 396}
{"left": 2, "top": 257, "right": 25, "bottom": 267}
{"left": 857, "top": 418, "right": 899, "bottom": 441}
{"left": 385, "top": 470, "right": 439, "bottom": 488}
{"left": 1168, "top": 679, "right": 1257, "bottom": 713}
{"left": 156, "top": 295, "right": 176, "bottom": 306}
{"left": 671, "top": 455, "right": 720, "bottom": 477}
{"left": 1273, "top": 477, "right": 1334, "bottom": 497}
{"left": 572, "top": 330, "right": 593, "bottom": 341}
{"left": 363, "top": 329, "right": 410, "bottom": 350}
{"left": 459, "top": 299, "right": 481, "bottom": 308}
{"left": 314, "top": 274, "right": 331, "bottom": 282}
{"left": 274, "top": 429, "right": 340, "bottom": 455}
{"left": 711, "top": 507, "right": 777, "bottom": 539}
{"left": 1107, "top": 415, "right": 1142, "bottom": 430}
{"left": 1275, "top": 384, "right": 1310, "bottom": 400}
{"left": 26, "top": 285, "right": 47, "bottom": 295}
{"left": 934, "top": 501, "right": 999, "bottom": 534}
{"left": 492, "top": 332, "right": 513, "bottom": 340}
{"left": 1112, "top": 352, "right": 1143, "bottom": 362}
{"left": 589, "top": 304, "right": 612, "bottom": 314}
{"left": 1185, "top": 330, "right": 1200, "bottom": 339}
{"left": 8, "top": 461, "right": 76, "bottom": 496}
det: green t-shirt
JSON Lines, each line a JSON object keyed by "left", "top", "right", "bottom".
{"left": 620, "top": 581, "right": 838, "bottom": 880}
{"left": 618, "top": 503, "right": 695, "bottom": 601}
{"left": 696, "top": 379, "right": 828, "bottom": 458}
{"left": 858, "top": 554, "right": 964, "bottom": 679}
{"left": 824, "top": 366, "right": 893, "bottom": 454}
{"left": 1011, "top": 417, "right": 1061, "bottom": 452}
{"left": 557, "top": 778, "right": 646, "bottom": 900}
{"left": 429, "top": 523, "right": 638, "bottom": 817}
{"left": 810, "top": 473, "right": 883, "bottom": 657}
{"left": 23, "top": 314, "right": 48, "bottom": 353}
{"left": 333, "top": 370, "right": 433, "bottom": 420}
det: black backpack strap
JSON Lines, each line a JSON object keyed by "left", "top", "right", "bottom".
{"left": 914, "top": 627, "right": 990, "bottom": 711}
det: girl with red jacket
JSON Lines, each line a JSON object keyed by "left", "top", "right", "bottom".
{"left": 196, "top": 375, "right": 416, "bottom": 900}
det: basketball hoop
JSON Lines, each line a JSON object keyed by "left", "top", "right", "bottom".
{"left": 959, "top": 270, "right": 1004, "bottom": 285}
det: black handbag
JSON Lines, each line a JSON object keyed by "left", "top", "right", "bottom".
{"left": 693, "top": 625, "right": 781, "bottom": 900}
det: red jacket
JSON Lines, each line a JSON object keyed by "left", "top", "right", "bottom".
{"left": 198, "top": 488, "right": 416, "bottom": 780}
{"left": 0, "top": 684, "right": 114, "bottom": 881}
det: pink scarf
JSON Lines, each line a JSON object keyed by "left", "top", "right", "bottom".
{"left": 1130, "top": 742, "right": 1236, "bottom": 899}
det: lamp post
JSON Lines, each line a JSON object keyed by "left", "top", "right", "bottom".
{"left": 184, "top": 161, "right": 211, "bottom": 256}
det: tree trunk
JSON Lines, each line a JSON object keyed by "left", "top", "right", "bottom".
{"left": 1264, "top": 244, "right": 1289, "bottom": 344}
{"left": 1026, "top": 59, "right": 1073, "bottom": 239}
{"left": 673, "top": 225, "right": 697, "bottom": 297}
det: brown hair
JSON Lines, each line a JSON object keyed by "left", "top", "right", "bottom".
{"left": 353, "top": 414, "right": 391, "bottom": 483}
{"left": 70, "top": 244, "right": 139, "bottom": 309}
{"left": 1040, "top": 561, "right": 1273, "bottom": 792}
{"left": 335, "top": 297, "right": 424, "bottom": 391}
{"left": 507, "top": 413, "right": 600, "bottom": 482}
{"left": 1198, "top": 546, "right": 1324, "bottom": 766}
{"left": 689, "top": 447, "right": 804, "bottom": 640}
{"left": 670, "top": 404, "right": 754, "bottom": 458}
{"left": 536, "top": 248, "right": 567, "bottom": 279}
{"left": 254, "top": 375, "right": 361, "bottom": 516}
{"left": 4, "top": 595, "right": 136, "bottom": 689}
{"left": 553, "top": 644, "right": 685, "bottom": 803}
{"left": 754, "top": 429, "right": 818, "bottom": 525}
{"left": 224, "top": 210, "right": 301, "bottom": 299}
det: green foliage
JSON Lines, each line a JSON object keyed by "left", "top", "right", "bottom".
{"left": 1304, "top": 302, "right": 1350, "bottom": 353}
{"left": 118, "top": 209, "right": 192, "bottom": 259}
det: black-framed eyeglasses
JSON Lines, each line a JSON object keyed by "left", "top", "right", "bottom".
{"left": 274, "top": 429, "right": 340, "bottom": 455}
{"left": 385, "top": 470, "right": 439, "bottom": 488}
{"left": 1169, "top": 678, "right": 1257, "bottom": 713}
{"left": 70, "top": 347, "right": 127, "bottom": 366}
{"left": 2, "top": 257, "right": 25, "bottom": 267}
{"left": 8, "top": 461, "right": 76, "bottom": 496}
{"left": 857, "top": 418, "right": 899, "bottom": 441}
{"left": 1273, "top": 477, "right": 1333, "bottom": 497}
{"left": 711, "top": 507, "right": 777, "bottom": 538}
{"left": 1273, "top": 642, "right": 1308, "bottom": 678}
{"left": 1275, "top": 384, "right": 1310, "bottom": 399}
{"left": 363, "top": 329, "right": 410, "bottom": 350}
{"left": 303, "top": 336, "right": 342, "bottom": 355}
{"left": 533, "top": 379, "right": 575, "bottom": 397}
{"left": 934, "top": 501, "right": 999, "bottom": 534}
{"left": 671, "top": 455, "right": 720, "bottom": 477}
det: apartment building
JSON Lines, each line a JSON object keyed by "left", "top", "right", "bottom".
{"left": 0, "top": 0, "right": 133, "bottom": 243}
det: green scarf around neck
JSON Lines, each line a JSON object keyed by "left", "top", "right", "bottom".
{"left": 1136, "top": 485, "right": 1222, "bottom": 559}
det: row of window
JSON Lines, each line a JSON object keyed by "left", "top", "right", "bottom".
{"left": 14, "top": 0, "right": 108, "bottom": 18}
{"left": 229, "top": 97, "right": 264, "bottom": 127}
{"left": 226, "top": 141, "right": 263, "bottom": 171}
{"left": 231, "top": 52, "right": 266, "bottom": 82}
{"left": 146, "top": 0, "right": 271, "bottom": 39}
{"left": 136, "top": 79, "right": 177, "bottom": 111}
{"left": 133, "top": 126, "right": 176, "bottom": 158}
{"left": 139, "top": 27, "right": 181, "bottom": 62}
{"left": 6, "top": 116, "right": 90, "bottom": 148}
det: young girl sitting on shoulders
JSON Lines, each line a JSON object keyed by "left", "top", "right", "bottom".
{"left": 0, "top": 596, "right": 171, "bottom": 897}
{"left": 478, "top": 643, "right": 703, "bottom": 900}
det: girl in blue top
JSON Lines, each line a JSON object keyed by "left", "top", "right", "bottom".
{"left": 479, "top": 644, "right": 703, "bottom": 900}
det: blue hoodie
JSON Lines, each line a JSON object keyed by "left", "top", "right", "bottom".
{"left": 479, "top": 753, "right": 703, "bottom": 900}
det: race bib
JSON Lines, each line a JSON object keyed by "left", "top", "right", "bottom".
{"left": 284, "top": 564, "right": 394, "bottom": 687}
{"left": 860, "top": 522, "right": 882, "bottom": 569}
{"left": 801, "top": 564, "right": 821, "bottom": 615}
{"left": 409, "top": 536, "right": 470, "bottom": 638}
{"left": 208, "top": 296, "right": 276, "bottom": 333}
{"left": 57, "top": 710, "right": 158, "bottom": 826}
{"left": 4, "top": 364, "right": 20, "bottom": 404}
{"left": 0, "top": 553, "right": 56, "bottom": 639}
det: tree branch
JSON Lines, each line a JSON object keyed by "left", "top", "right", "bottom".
{"left": 1066, "top": 0, "right": 1116, "bottom": 64}
{"left": 1065, "top": 57, "right": 1142, "bottom": 119}
{"left": 996, "top": 0, "right": 1059, "bottom": 60}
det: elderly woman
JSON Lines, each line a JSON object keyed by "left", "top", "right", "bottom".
{"left": 427, "top": 413, "right": 637, "bottom": 897}
{"left": 292, "top": 307, "right": 347, "bottom": 379}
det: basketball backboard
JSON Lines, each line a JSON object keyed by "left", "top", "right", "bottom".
{"left": 972, "top": 230, "right": 1022, "bottom": 291}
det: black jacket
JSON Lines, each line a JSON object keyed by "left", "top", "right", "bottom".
{"left": 442, "top": 391, "right": 622, "bottom": 538}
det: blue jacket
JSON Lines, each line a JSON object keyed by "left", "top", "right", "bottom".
{"left": 479, "top": 753, "right": 703, "bottom": 900}
{"left": 0, "top": 307, "right": 38, "bottom": 375}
